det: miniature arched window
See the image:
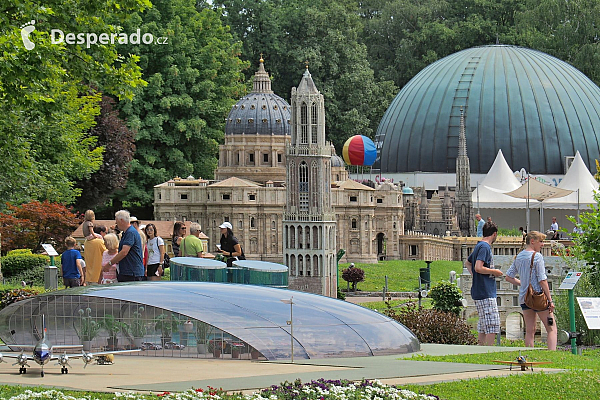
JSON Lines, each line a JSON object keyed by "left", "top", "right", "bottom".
{"left": 300, "top": 102, "right": 308, "bottom": 144}
{"left": 351, "top": 218, "right": 357, "bottom": 229}
{"left": 299, "top": 162, "right": 309, "bottom": 212}
{"left": 311, "top": 102, "right": 318, "bottom": 144}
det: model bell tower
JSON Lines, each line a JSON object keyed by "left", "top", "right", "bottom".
{"left": 454, "top": 109, "right": 473, "bottom": 236}
{"left": 283, "top": 66, "right": 337, "bottom": 297}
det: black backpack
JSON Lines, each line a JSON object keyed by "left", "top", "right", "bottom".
{"left": 163, "top": 253, "right": 170, "bottom": 269}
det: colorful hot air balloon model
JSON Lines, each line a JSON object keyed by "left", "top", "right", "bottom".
{"left": 342, "top": 135, "right": 377, "bottom": 166}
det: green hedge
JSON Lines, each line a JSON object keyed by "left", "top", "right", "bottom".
{"left": 1, "top": 253, "right": 49, "bottom": 278}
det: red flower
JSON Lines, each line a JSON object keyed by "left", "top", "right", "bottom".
{"left": 157, "top": 392, "right": 171, "bottom": 397}
{"left": 195, "top": 388, "right": 204, "bottom": 393}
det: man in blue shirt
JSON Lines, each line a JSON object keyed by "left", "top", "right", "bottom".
{"left": 476, "top": 214, "right": 485, "bottom": 237}
{"left": 465, "top": 222, "right": 504, "bottom": 345}
{"left": 102, "top": 210, "right": 144, "bottom": 281}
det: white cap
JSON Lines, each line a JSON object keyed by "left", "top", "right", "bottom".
{"left": 219, "top": 222, "right": 232, "bottom": 230}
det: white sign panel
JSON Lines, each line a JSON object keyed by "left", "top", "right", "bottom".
{"left": 559, "top": 271, "right": 583, "bottom": 290}
{"left": 577, "top": 297, "right": 600, "bottom": 330}
{"left": 41, "top": 244, "right": 59, "bottom": 257}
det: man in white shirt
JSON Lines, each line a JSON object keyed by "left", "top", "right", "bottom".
{"left": 550, "top": 217, "right": 559, "bottom": 239}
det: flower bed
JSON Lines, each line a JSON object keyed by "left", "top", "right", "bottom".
{"left": 3, "top": 379, "right": 439, "bottom": 400}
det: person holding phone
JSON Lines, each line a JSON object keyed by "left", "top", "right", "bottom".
{"left": 217, "top": 222, "right": 245, "bottom": 267}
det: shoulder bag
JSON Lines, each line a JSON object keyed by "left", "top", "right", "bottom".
{"left": 524, "top": 251, "right": 549, "bottom": 311}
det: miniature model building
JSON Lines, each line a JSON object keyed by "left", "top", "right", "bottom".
{"left": 0, "top": 283, "right": 420, "bottom": 360}
{"left": 154, "top": 59, "right": 474, "bottom": 297}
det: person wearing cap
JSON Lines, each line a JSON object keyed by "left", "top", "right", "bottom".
{"left": 180, "top": 222, "right": 205, "bottom": 257}
{"left": 217, "top": 222, "right": 245, "bottom": 267}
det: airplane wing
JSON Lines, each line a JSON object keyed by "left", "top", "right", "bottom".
{"left": 1, "top": 353, "right": 34, "bottom": 360}
{"left": 50, "top": 348, "right": 141, "bottom": 360}
{"left": 6, "top": 345, "right": 35, "bottom": 351}
{"left": 51, "top": 345, "right": 83, "bottom": 350}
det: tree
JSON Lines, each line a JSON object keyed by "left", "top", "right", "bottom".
{"left": 74, "top": 96, "right": 136, "bottom": 212}
{"left": 0, "top": 0, "right": 150, "bottom": 207}
{"left": 115, "top": 0, "right": 248, "bottom": 212}
{"left": 342, "top": 265, "right": 365, "bottom": 292}
{"left": 216, "top": 0, "right": 398, "bottom": 151}
{"left": 0, "top": 201, "right": 82, "bottom": 255}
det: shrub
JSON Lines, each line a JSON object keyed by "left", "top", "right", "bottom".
{"left": 385, "top": 301, "right": 476, "bottom": 345}
{"left": 1, "top": 253, "right": 49, "bottom": 278}
{"left": 555, "top": 274, "right": 600, "bottom": 346}
{"left": 342, "top": 266, "right": 365, "bottom": 291}
{"left": 0, "top": 287, "right": 41, "bottom": 309}
{"left": 429, "top": 281, "right": 464, "bottom": 315}
{"left": 6, "top": 265, "right": 46, "bottom": 287}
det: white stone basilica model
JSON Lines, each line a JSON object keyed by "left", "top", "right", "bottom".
{"left": 283, "top": 66, "right": 337, "bottom": 296}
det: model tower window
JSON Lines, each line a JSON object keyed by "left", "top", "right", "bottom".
{"left": 299, "top": 162, "right": 309, "bottom": 212}
{"left": 301, "top": 103, "right": 308, "bottom": 144}
{"left": 311, "top": 103, "right": 318, "bottom": 144}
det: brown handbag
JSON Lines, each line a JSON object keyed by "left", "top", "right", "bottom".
{"left": 524, "top": 251, "right": 549, "bottom": 311}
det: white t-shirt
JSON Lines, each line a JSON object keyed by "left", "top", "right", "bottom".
{"left": 147, "top": 236, "right": 164, "bottom": 265}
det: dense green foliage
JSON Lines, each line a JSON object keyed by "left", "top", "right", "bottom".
{"left": 115, "top": 0, "right": 247, "bottom": 211}
{"left": 0, "top": 0, "right": 150, "bottom": 206}
{"left": 429, "top": 281, "right": 464, "bottom": 315}
{"left": 216, "top": 0, "right": 397, "bottom": 152}
{"left": 0, "top": 252, "right": 49, "bottom": 278}
{"left": 339, "top": 260, "right": 461, "bottom": 292}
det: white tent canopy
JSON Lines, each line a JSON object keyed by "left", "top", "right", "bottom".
{"left": 504, "top": 178, "right": 573, "bottom": 232}
{"left": 471, "top": 149, "right": 528, "bottom": 208}
{"left": 544, "top": 151, "right": 599, "bottom": 209}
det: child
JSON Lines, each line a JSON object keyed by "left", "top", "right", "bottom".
{"left": 61, "top": 236, "right": 85, "bottom": 288}
{"left": 101, "top": 233, "right": 119, "bottom": 284}
{"left": 82, "top": 209, "right": 103, "bottom": 240}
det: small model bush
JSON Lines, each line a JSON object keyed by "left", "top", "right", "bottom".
{"left": 429, "top": 281, "right": 464, "bottom": 315}
{"left": 1, "top": 252, "right": 49, "bottom": 278}
{"left": 385, "top": 301, "right": 476, "bottom": 345}
{"left": 342, "top": 266, "right": 365, "bottom": 291}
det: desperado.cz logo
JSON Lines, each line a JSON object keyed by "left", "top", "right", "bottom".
{"left": 20, "top": 20, "right": 167, "bottom": 50}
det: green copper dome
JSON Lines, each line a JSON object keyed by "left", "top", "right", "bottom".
{"left": 375, "top": 45, "right": 600, "bottom": 174}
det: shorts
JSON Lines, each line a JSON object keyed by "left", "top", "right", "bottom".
{"left": 475, "top": 298, "right": 500, "bottom": 334}
{"left": 63, "top": 278, "right": 81, "bottom": 288}
{"left": 146, "top": 263, "right": 161, "bottom": 277}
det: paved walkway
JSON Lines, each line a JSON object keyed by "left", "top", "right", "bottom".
{"left": 0, "top": 344, "right": 560, "bottom": 394}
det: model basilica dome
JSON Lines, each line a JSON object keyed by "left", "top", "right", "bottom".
{"left": 375, "top": 45, "right": 600, "bottom": 175}
{"left": 225, "top": 58, "right": 291, "bottom": 136}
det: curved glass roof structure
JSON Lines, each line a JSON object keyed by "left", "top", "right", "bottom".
{"left": 0, "top": 282, "right": 419, "bottom": 360}
{"left": 375, "top": 45, "right": 600, "bottom": 175}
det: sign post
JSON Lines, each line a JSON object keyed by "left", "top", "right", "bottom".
{"left": 559, "top": 271, "right": 583, "bottom": 355}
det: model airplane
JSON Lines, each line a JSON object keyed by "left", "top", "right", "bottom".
{"left": 0, "top": 316, "right": 140, "bottom": 377}
{"left": 492, "top": 352, "right": 552, "bottom": 371}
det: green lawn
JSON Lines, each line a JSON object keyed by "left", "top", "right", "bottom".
{"left": 403, "top": 349, "right": 600, "bottom": 400}
{"left": 338, "top": 260, "right": 462, "bottom": 292}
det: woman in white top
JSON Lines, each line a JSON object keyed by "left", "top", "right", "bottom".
{"left": 505, "top": 231, "right": 556, "bottom": 350}
{"left": 144, "top": 223, "right": 164, "bottom": 281}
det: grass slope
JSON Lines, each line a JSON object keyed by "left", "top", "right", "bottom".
{"left": 338, "top": 260, "right": 462, "bottom": 292}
